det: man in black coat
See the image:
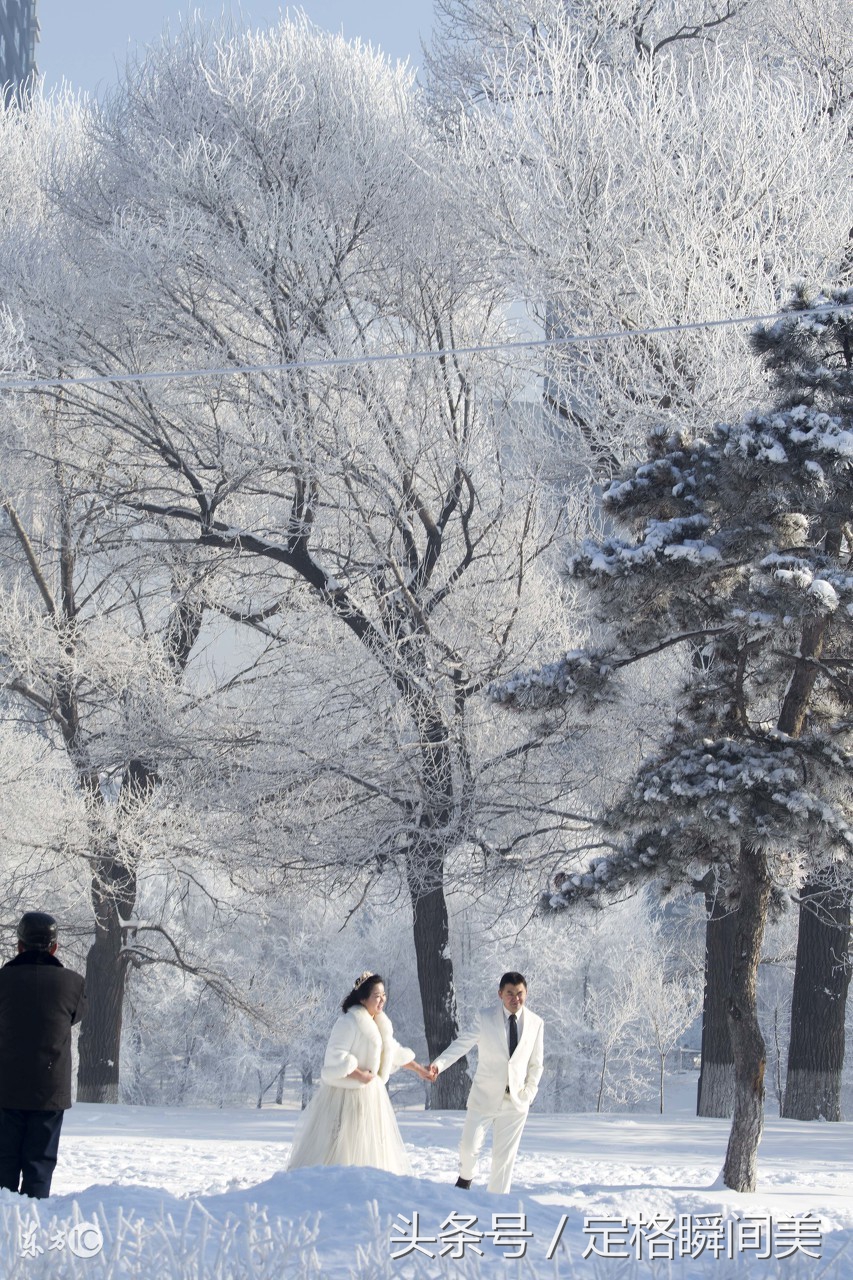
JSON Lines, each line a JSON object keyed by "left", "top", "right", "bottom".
{"left": 0, "top": 911, "right": 86, "bottom": 1197}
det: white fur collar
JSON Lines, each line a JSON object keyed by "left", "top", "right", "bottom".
{"left": 373, "top": 1009, "right": 394, "bottom": 1042}
{"left": 349, "top": 1004, "right": 382, "bottom": 1038}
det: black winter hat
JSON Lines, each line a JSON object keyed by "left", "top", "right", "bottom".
{"left": 16, "top": 911, "right": 58, "bottom": 950}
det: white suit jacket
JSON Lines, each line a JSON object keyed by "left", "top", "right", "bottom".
{"left": 320, "top": 1006, "right": 414, "bottom": 1090}
{"left": 433, "top": 1005, "right": 545, "bottom": 1112}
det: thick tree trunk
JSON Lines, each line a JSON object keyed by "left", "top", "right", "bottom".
{"left": 783, "top": 883, "right": 852, "bottom": 1121}
{"left": 774, "top": 612, "right": 850, "bottom": 1120}
{"left": 696, "top": 894, "right": 737, "bottom": 1117}
{"left": 77, "top": 759, "right": 152, "bottom": 1104}
{"left": 406, "top": 707, "right": 470, "bottom": 1110}
{"left": 408, "top": 857, "right": 469, "bottom": 1109}
{"left": 722, "top": 842, "right": 772, "bottom": 1192}
{"left": 77, "top": 851, "right": 134, "bottom": 1103}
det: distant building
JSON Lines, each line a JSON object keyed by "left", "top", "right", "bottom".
{"left": 0, "top": 0, "right": 39, "bottom": 103}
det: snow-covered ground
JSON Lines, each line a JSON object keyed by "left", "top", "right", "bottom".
{"left": 2, "top": 1078, "right": 851, "bottom": 1278}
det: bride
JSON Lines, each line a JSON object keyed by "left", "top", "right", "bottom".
{"left": 287, "top": 971, "right": 433, "bottom": 1175}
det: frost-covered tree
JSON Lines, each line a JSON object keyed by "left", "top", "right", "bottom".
{"left": 0, "top": 98, "right": 299, "bottom": 1103}
{"left": 427, "top": 0, "right": 853, "bottom": 117}
{"left": 739, "top": 0, "right": 853, "bottom": 119}
{"left": 494, "top": 288, "right": 853, "bottom": 1190}
{"left": 451, "top": 44, "right": 850, "bottom": 475}
{"left": 0, "top": 397, "right": 277, "bottom": 1102}
{"left": 635, "top": 922, "right": 703, "bottom": 1113}
{"left": 424, "top": 0, "right": 750, "bottom": 114}
{"left": 429, "top": 0, "right": 851, "bottom": 474}
{"left": 0, "top": 21, "right": 574, "bottom": 1108}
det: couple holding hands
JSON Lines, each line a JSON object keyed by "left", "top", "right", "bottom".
{"left": 287, "top": 970, "right": 544, "bottom": 1194}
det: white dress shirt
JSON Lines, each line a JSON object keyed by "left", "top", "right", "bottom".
{"left": 503, "top": 1005, "right": 524, "bottom": 1053}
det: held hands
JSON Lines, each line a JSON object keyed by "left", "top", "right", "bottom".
{"left": 353, "top": 1062, "right": 440, "bottom": 1083}
{"left": 409, "top": 1062, "right": 437, "bottom": 1082}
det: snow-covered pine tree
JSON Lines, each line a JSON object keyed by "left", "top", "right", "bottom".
{"left": 700, "top": 283, "right": 853, "bottom": 1121}
{"left": 751, "top": 286, "right": 853, "bottom": 1122}
{"left": 493, "top": 286, "right": 853, "bottom": 1191}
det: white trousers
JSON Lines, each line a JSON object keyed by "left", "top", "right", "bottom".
{"left": 458, "top": 1096, "right": 529, "bottom": 1194}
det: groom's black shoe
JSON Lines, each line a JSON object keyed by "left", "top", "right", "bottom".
{"left": 455, "top": 1177, "right": 472, "bottom": 1189}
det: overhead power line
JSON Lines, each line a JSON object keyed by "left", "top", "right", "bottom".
{"left": 0, "top": 303, "right": 850, "bottom": 393}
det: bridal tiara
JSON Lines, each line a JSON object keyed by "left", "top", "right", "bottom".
{"left": 353, "top": 970, "right": 375, "bottom": 990}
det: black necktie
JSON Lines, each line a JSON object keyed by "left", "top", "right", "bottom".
{"left": 508, "top": 1012, "right": 518, "bottom": 1057}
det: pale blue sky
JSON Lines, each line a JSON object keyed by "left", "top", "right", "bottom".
{"left": 36, "top": 2, "right": 435, "bottom": 97}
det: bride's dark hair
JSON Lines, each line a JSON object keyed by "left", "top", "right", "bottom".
{"left": 342, "top": 973, "right": 383, "bottom": 1013}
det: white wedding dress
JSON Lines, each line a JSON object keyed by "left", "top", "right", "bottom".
{"left": 287, "top": 1005, "right": 414, "bottom": 1175}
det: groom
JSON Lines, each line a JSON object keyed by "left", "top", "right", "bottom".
{"left": 430, "top": 971, "right": 544, "bottom": 1194}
